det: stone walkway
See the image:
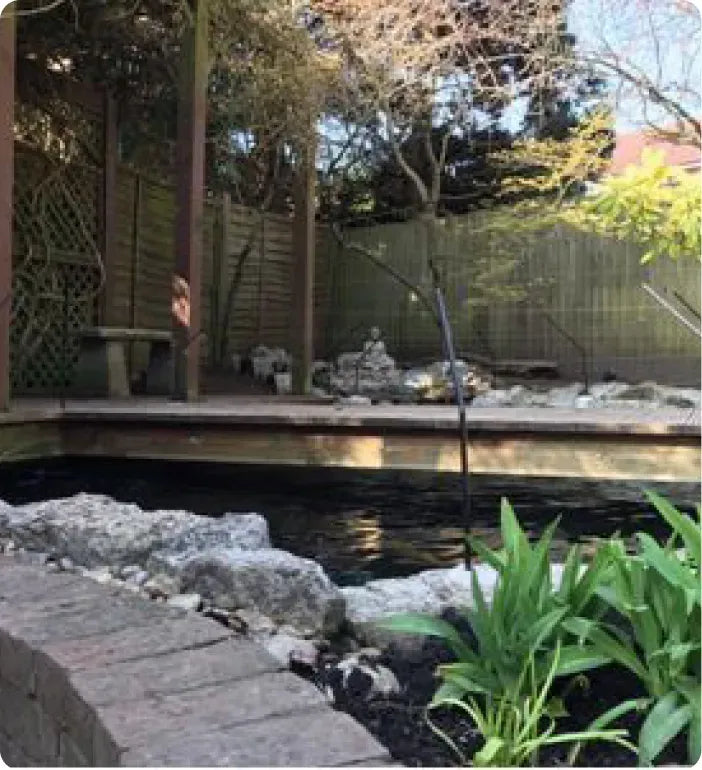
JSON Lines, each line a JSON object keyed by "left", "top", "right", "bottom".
{"left": 0, "top": 558, "right": 392, "bottom": 766}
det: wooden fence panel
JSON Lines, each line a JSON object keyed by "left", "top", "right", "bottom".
{"left": 111, "top": 168, "right": 699, "bottom": 387}
{"left": 317, "top": 212, "right": 701, "bottom": 385}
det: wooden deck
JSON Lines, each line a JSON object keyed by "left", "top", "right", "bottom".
{"left": 2, "top": 397, "right": 700, "bottom": 482}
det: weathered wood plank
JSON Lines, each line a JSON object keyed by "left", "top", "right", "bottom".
{"left": 54, "top": 420, "right": 699, "bottom": 482}
{"left": 0, "top": 11, "right": 14, "bottom": 410}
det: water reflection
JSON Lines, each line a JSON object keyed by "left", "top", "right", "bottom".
{"left": 0, "top": 458, "right": 698, "bottom": 585}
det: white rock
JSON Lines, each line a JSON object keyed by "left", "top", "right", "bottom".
{"left": 343, "top": 563, "right": 568, "bottom": 649}
{"left": 277, "top": 624, "right": 317, "bottom": 640}
{"left": 81, "top": 565, "right": 112, "bottom": 584}
{"left": 545, "top": 383, "right": 585, "bottom": 408}
{"left": 167, "top": 593, "right": 202, "bottom": 612}
{"left": 470, "top": 389, "right": 511, "bottom": 407}
{"left": 337, "top": 395, "right": 372, "bottom": 406}
{"left": 340, "top": 565, "right": 478, "bottom": 647}
{"left": 59, "top": 556, "right": 74, "bottom": 571}
{"left": 120, "top": 564, "right": 143, "bottom": 579}
{"left": 125, "top": 569, "right": 150, "bottom": 587}
{"left": 260, "top": 633, "right": 318, "bottom": 669}
{"left": 588, "top": 381, "right": 631, "bottom": 401}
{"left": 505, "top": 385, "right": 533, "bottom": 406}
{"left": 232, "top": 608, "right": 277, "bottom": 635}
{"left": 2, "top": 494, "right": 269, "bottom": 569}
{"left": 326, "top": 654, "right": 401, "bottom": 701}
{"left": 116, "top": 580, "right": 142, "bottom": 593}
{"left": 143, "top": 573, "right": 180, "bottom": 598}
{"left": 659, "top": 386, "right": 701, "bottom": 410}
{"left": 250, "top": 346, "right": 290, "bottom": 381}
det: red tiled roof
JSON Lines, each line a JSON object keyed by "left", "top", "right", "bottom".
{"left": 609, "top": 129, "right": 700, "bottom": 174}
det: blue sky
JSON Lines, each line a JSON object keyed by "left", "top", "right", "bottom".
{"left": 498, "top": 0, "right": 700, "bottom": 135}
{"left": 566, "top": 0, "right": 701, "bottom": 133}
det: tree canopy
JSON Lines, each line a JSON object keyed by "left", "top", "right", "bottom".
{"left": 566, "top": 148, "right": 701, "bottom": 263}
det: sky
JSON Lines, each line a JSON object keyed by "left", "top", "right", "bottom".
{"left": 566, "top": 0, "right": 701, "bottom": 133}
{"left": 498, "top": 0, "right": 701, "bottom": 136}
{"left": 320, "top": 0, "right": 701, "bottom": 171}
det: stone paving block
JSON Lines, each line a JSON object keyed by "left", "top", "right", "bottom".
{"left": 0, "top": 729, "right": 38, "bottom": 767}
{"left": 0, "top": 603, "right": 178, "bottom": 700}
{"left": 41, "top": 614, "right": 231, "bottom": 672}
{"left": 71, "top": 636, "right": 282, "bottom": 707}
{"left": 93, "top": 719, "right": 121, "bottom": 767}
{"left": 58, "top": 730, "right": 91, "bottom": 767}
{"left": 2, "top": 591, "right": 183, "bottom": 646}
{"left": 99, "top": 671, "right": 329, "bottom": 749}
{"left": 31, "top": 650, "right": 98, "bottom": 752}
{"left": 0, "top": 632, "right": 36, "bottom": 693}
{"left": 120, "top": 708, "right": 390, "bottom": 767}
{"left": 0, "top": 562, "right": 393, "bottom": 770}
{"left": 0, "top": 562, "right": 87, "bottom": 602}
{"left": 0, "top": 679, "right": 59, "bottom": 761}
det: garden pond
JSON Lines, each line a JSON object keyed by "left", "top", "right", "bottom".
{"left": 0, "top": 456, "right": 698, "bottom": 585}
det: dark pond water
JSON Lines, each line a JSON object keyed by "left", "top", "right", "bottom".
{"left": 0, "top": 457, "right": 698, "bottom": 585}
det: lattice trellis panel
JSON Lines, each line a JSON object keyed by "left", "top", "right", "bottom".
{"left": 11, "top": 90, "right": 104, "bottom": 395}
{"left": 10, "top": 256, "right": 101, "bottom": 393}
{"left": 13, "top": 147, "right": 100, "bottom": 258}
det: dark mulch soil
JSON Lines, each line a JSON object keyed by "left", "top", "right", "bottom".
{"left": 301, "top": 612, "right": 689, "bottom": 767}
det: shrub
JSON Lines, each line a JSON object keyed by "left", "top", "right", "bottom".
{"left": 426, "top": 639, "right": 635, "bottom": 767}
{"left": 379, "top": 498, "right": 612, "bottom": 703}
{"left": 378, "top": 498, "right": 623, "bottom": 765}
{"left": 564, "top": 491, "right": 701, "bottom": 765}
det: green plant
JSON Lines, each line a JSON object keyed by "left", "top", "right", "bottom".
{"left": 565, "top": 148, "right": 702, "bottom": 264}
{"left": 379, "top": 498, "right": 612, "bottom": 704}
{"left": 426, "top": 640, "right": 637, "bottom": 767}
{"left": 563, "top": 491, "right": 701, "bottom": 765}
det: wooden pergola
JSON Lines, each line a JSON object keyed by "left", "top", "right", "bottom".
{"left": 0, "top": 0, "right": 315, "bottom": 410}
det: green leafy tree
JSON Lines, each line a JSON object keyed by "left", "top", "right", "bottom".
{"left": 564, "top": 148, "right": 701, "bottom": 263}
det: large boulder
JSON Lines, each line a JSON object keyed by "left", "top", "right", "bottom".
{"left": 160, "top": 513, "right": 270, "bottom": 553}
{"left": 0, "top": 494, "right": 269, "bottom": 568}
{"left": 147, "top": 546, "right": 346, "bottom": 636}
{"left": 401, "top": 361, "right": 492, "bottom": 403}
{"left": 341, "top": 564, "right": 493, "bottom": 647}
{"left": 342, "top": 564, "right": 567, "bottom": 648}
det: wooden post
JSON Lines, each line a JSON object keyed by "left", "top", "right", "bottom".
{"left": 211, "top": 191, "right": 230, "bottom": 367}
{"left": 0, "top": 10, "right": 15, "bottom": 411}
{"left": 128, "top": 174, "right": 142, "bottom": 377}
{"left": 99, "top": 93, "right": 119, "bottom": 325}
{"left": 291, "top": 140, "right": 316, "bottom": 395}
{"left": 173, "top": 0, "right": 208, "bottom": 401}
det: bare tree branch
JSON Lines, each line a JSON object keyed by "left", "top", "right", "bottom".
{"left": 330, "top": 222, "right": 439, "bottom": 323}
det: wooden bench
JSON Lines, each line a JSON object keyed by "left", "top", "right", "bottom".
{"left": 459, "top": 352, "right": 559, "bottom": 378}
{"left": 72, "top": 327, "right": 173, "bottom": 398}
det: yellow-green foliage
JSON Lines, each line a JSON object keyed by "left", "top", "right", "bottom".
{"left": 564, "top": 148, "right": 701, "bottom": 263}
{"left": 497, "top": 110, "right": 614, "bottom": 204}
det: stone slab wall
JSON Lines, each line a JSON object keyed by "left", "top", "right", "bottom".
{"left": 0, "top": 558, "right": 390, "bottom": 767}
